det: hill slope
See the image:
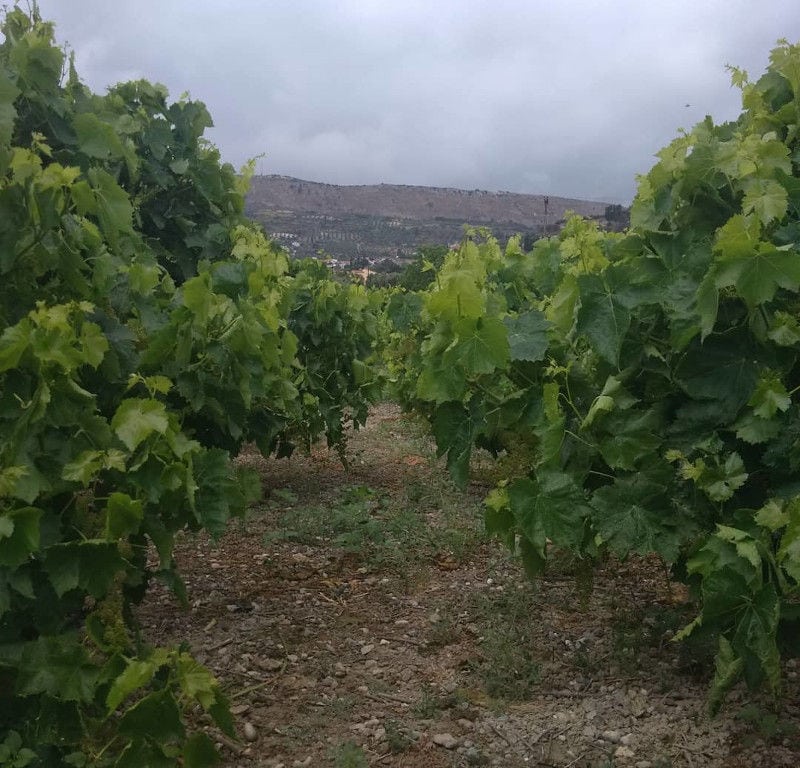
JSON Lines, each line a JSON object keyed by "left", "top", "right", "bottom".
{"left": 245, "top": 175, "right": 623, "bottom": 262}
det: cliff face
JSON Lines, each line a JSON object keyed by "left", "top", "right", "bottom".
{"left": 245, "top": 175, "right": 619, "bottom": 261}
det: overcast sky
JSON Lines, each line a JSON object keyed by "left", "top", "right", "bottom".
{"left": 33, "top": 1, "right": 800, "bottom": 203}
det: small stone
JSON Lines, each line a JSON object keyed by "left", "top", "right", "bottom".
{"left": 243, "top": 722, "right": 257, "bottom": 742}
{"left": 614, "top": 746, "right": 635, "bottom": 759}
{"left": 620, "top": 734, "right": 635, "bottom": 746}
{"left": 432, "top": 733, "right": 460, "bottom": 749}
{"left": 601, "top": 730, "right": 621, "bottom": 743}
{"left": 635, "top": 762, "right": 653, "bottom": 768}
{"left": 373, "top": 726, "right": 386, "bottom": 742}
{"left": 262, "top": 658, "right": 283, "bottom": 672}
{"left": 360, "top": 644, "right": 375, "bottom": 655}
{"left": 457, "top": 718, "right": 474, "bottom": 731}
{"left": 292, "top": 758, "right": 312, "bottom": 768}
{"left": 333, "top": 663, "right": 347, "bottom": 677}
{"left": 287, "top": 654, "right": 299, "bottom": 663}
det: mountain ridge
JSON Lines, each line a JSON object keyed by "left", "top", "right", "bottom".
{"left": 245, "top": 174, "right": 625, "bottom": 262}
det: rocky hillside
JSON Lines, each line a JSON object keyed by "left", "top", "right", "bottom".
{"left": 245, "top": 175, "right": 626, "bottom": 263}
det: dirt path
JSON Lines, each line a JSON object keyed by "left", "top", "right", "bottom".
{"left": 137, "top": 404, "right": 800, "bottom": 767}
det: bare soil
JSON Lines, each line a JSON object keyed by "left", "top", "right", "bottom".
{"left": 137, "top": 404, "right": 800, "bottom": 767}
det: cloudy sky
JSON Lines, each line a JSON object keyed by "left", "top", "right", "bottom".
{"left": 34, "top": 1, "right": 800, "bottom": 203}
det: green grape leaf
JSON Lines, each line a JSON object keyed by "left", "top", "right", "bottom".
{"left": 748, "top": 373, "right": 791, "bottom": 419}
{"left": 0, "top": 508, "right": 41, "bottom": 567}
{"left": 112, "top": 398, "right": 169, "bottom": 451}
{"left": 0, "top": 319, "right": 32, "bottom": 372}
{"left": 106, "top": 650, "right": 170, "bottom": 712}
{"left": 708, "top": 636, "right": 745, "bottom": 716}
{"left": 428, "top": 270, "right": 484, "bottom": 320}
{"left": 61, "top": 450, "right": 105, "bottom": 486}
{"left": 0, "top": 467, "right": 28, "bottom": 499}
{"left": 714, "top": 525, "right": 762, "bottom": 571}
{"left": 432, "top": 402, "right": 474, "bottom": 489}
{"left": 182, "top": 733, "right": 219, "bottom": 768}
{"left": 175, "top": 653, "right": 219, "bottom": 709}
{"left": 16, "top": 635, "right": 99, "bottom": 702}
{"left": 415, "top": 363, "right": 466, "bottom": 404}
{"left": 546, "top": 273, "right": 579, "bottom": 334}
{"left": 385, "top": 292, "right": 423, "bottom": 332}
{"left": 741, "top": 178, "right": 789, "bottom": 226}
{"left": 0, "top": 68, "right": 20, "bottom": 146}
{"left": 118, "top": 689, "right": 185, "bottom": 742}
{"left": 734, "top": 412, "right": 781, "bottom": 444}
{"left": 73, "top": 113, "right": 125, "bottom": 160}
{"left": 674, "top": 334, "right": 759, "bottom": 421}
{"left": 87, "top": 168, "right": 134, "bottom": 239}
{"left": 43, "top": 541, "right": 124, "bottom": 598}
{"left": 702, "top": 453, "right": 748, "bottom": 502}
{"left": 597, "top": 409, "right": 662, "bottom": 470}
{"left": 445, "top": 317, "right": 509, "bottom": 375}
{"left": 778, "top": 505, "right": 800, "bottom": 584}
{"left": 713, "top": 244, "right": 800, "bottom": 307}
{"left": 182, "top": 275, "right": 215, "bottom": 325}
{"left": 0, "top": 579, "right": 8, "bottom": 620}
{"left": 503, "top": 310, "right": 549, "bottom": 362}
{"left": 590, "top": 476, "right": 685, "bottom": 561}
{"left": 192, "top": 449, "right": 240, "bottom": 537}
{"left": 114, "top": 739, "right": 173, "bottom": 768}
{"left": 508, "top": 471, "right": 590, "bottom": 552}
{"left": 576, "top": 274, "right": 631, "bottom": 366}
{"left": 767, "top": 310, "right": 800, "bottom": 346}
{"left": 105, "top": 493, "right": 143, "bottom": 540}
{"left": 732, "top": 582, "right": 781, "bottom": 693}
{"left": 754, "top": 500, "right": 789, "bottom": 532}
{"left": 518, "top": 531, "right": 547, "bottom": 579}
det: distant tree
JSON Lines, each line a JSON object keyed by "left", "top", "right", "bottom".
{"left": 398, "top": 244, "right": 449, "bottom": 291}
{"left": 367, "top": 272, "right": 401, "bottom": 288}
{"left": 372, "top": 259, "right": 402, "bottom": 274}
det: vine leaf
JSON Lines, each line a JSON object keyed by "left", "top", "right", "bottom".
{"left": 16, "top": 635, "right": 99, "bottom": 702}
{"left": 112, "top": 398, "right": 169, "bottom": 451}
{"left": 503, "top": 310, "right": 549, "bottom": 362}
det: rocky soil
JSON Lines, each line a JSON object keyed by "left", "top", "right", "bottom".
{"left": 137, "top": 404, "right": 800, "bottom": 767}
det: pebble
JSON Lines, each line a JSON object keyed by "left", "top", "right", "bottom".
{"left": 432, "top": 733, "right": 460, "bottom": 749}
{"left": 360, "top": 643, "right": 375, "bottom": 655}
{"left": 333, "top": 663, "right": 347, "bottom": 677}
{"left": 615, "top": 745, "right": 635, "bottom": 759}
{"left": 635, "top": 762, "right": 653, "bottom": 768}
{"left": 457, "top": 718, "right": 474, "bottom": 731}
{"left": 292, "top": 758, "right": 312, "bottom": 767}
{"left": 243, "top": 722, "right": 257, "bottom": 742}
{"left": 601, "top": 730, "right": 621, "bottom": 743}
{"left": 262, "top": 658, "right": 283, "bottom": 672}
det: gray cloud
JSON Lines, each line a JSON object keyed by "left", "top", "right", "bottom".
{"left": 33, "top": 0, "right": 800, "bottom": 203}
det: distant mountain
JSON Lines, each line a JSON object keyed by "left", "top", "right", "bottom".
{"left": 245, "top": 175, "right": 626, "bottom": 263}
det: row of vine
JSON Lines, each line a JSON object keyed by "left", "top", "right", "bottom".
{"left": 386, "top": 41, "right": 800, "bottom": 713}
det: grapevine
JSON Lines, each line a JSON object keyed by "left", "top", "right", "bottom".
{"left": 388, "top": 43, "right": 800, "bottom": 711}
